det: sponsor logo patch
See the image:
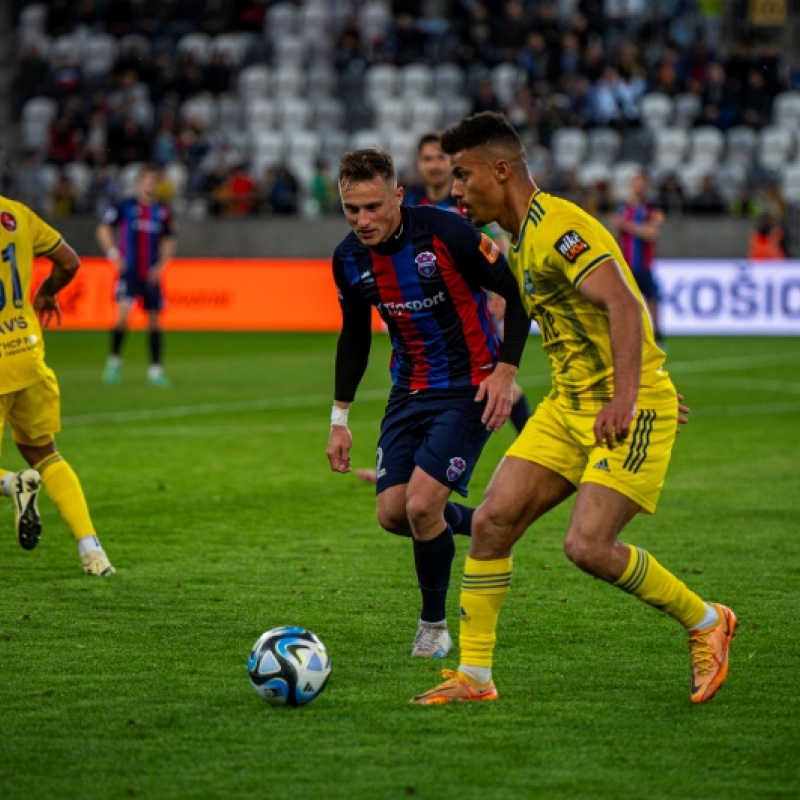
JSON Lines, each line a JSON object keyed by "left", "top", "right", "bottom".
{"left": 415, "top": 250, "right": 437, "bottom": 277}
{"left": 446, "top": 456, "right": 467, "bottom": 482}
{"left": 554, "top": 230, "right": 590, "bottom": 263}
{"left": 0, "top": 211, "right": 17, "bottom": 232}
{"left": 479, "top": 232, "right": 500, "bottom": 264}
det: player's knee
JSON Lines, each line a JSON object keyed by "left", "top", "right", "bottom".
{"left": 377, "top": 506, "right": 410, "bottom": 536}
{"left": 472, "top": 504, "right": 515, "bottom": 553}
{"left": 563, "top": 532, "right": 604, "bottom": 573}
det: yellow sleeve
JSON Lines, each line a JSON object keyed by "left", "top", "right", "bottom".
{"left": 27, "top": 207, "right": 63, "bottom": 257}
{"left": 544, "top": 213, "right": 614, "bottom": 288}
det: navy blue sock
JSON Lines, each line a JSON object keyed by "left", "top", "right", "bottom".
{"left": 149, "top": 330, "right": 163, "bottom": 366}
{"left": 444, "top": 501, "right": 475, "bottom": 536}
{"left": 413, "top": 526, "right": 455, "bottom": 623}
{"left": 111, "top": 328, "right": 125, "bottom": 356}
{"left": 510, "top": 393, "right": 532, "bottom": 433}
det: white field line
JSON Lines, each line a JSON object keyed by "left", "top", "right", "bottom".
{"left": 62, "top": 351, "right": 800, "bottom": 428}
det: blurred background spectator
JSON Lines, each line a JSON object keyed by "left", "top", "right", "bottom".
{"left": 0, "top": 0, "right": 797, "bottom": 244}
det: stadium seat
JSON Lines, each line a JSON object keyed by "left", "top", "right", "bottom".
{"left": 265, "top": 3, "right": 297, "bottom": 42}
{"left": 217, "top": 94, "right": 242, "bottom": 131}
{"left": 372, "top": 97, "right": 406, "bottom": 132}
{"left": 274, "top": 35, "right": 307, "bottom": 67}
{"left": 689, "top": 126, "right": 725, "bottom": 169}
{"left": 725, "top": 125, "right": 758, "bottom": 168}
{"left": 63, "top": 161, "right": 93, "bottom": 205}
{"left": 364, "top": 64, "right": 399, "bottom": 102}
{"left": 409, "top": 97, "right": 442, "bottom": 134}
{"left": 587, "top": 128, "right": 622, "bottom": 166}
{"left": 180, "top": 94, "right": 217, "bottom": 131}
{"left": 50, "top": 34, "right": 80, "bottom": 66}
{"left": 349, "top": 129, "right": 386, "bottom": 151}
{"left": 118, "top": 162, "right": 143, "bottom": 197}
{"left": 177, "top": 32, "right": 212, "bottom": 65}
{"left": 577, "top": 161, "right": 611, "bottom": 189}
{"left": 239, "top": 65, "right": 272, "bottom": 99}
{"left": 21, "top": 96, "right": 58, "bottom": 128}
{"left": 320, "top": 129, "right": 349, "bottom": 170}
{"left": 772, "top": 91, "right": 800, "bottom": 130}
{"left": 212, "top": 33, "right": 253, "bottom": 68}
{"left": 551, "top": 127, "right": 588, "bottom": 172}
{"left": 652, "top": 127, "right": 688, "bottom": 172}
{"left": 19, "top": 3, "right": 47, "bottom": 36}
{"left": 610, "top": 161, "right": 643, "bottom": 203}
{"left": 385, "top": 129, "right": 418, "bottom": 177}
{"left": 677, "top": 162, "right": 709, "bottom": 198}
{"left": 164, "top": 161, "right": 189, "bottom": 201}
{"left": 757, "top": 125, "right": 795, "bottom": 171}
{"left": 440, "top": 95, "right": 471, "bottom": 128}
{"left": 715, "top": 161, "right": 747, "bottom": 203}
{"left": 246, "top": 97, "right": 278, "bottom": 131}
{"left": 306, "top": 64, "right": 337, "bottom": 99}
{"left": 492, "top": 63, "right": 524, "bottom": 106}
{"left": 287, "top": 130, "right": 321, "bottom": 163}
{"left": 673, "top": 92, "right": 701, "bottom": 129}
{"left": 83, "top": 34, "right": 118, "bottom": 79}
{"left": 250, "top": 130, "right": 285, "bottom": 166}
{"left": 400, "top": 64, "right": 434, "bottom": 98}
{"left": 273, "top": 64, "right": 304, "bottom": 99}
{"left": 313, "top": 96, "right": 345, "bottom": 131}
{"left": 638, "top": 92, "right": 673, "bottom": 132}
{"left": 433, "top": 63, "right": 465, "bottom": 99}
{"left": 278, "top": 97, "right": 312, "bottom": 131}
{"left": 780, "top": 162, "right": 800, "bottom": 202}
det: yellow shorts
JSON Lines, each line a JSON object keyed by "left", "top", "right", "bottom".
{"left": 506, "top": 393, "right": 678, "bottom": 514}
{"left": 0, "top": 369, "right": 61, "bottom": 454}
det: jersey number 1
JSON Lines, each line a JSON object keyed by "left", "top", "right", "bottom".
{"left": 0, "top": 244, "right": 24, "bottom": 312}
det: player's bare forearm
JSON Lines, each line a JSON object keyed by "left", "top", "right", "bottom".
{"left": 326, "top": 424, "right": 353, "bottom": 473}
{"left": 476, "top": 362, "right": 517, "bottom": 432}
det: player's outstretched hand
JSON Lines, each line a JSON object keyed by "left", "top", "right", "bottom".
{"left": 475, "top": 363, "right": 516, "bottom": 432}
{"left": 327, "top": 425, "right": 353, "bottom": 473}
{"left": 33, "top": 292, "right": 61, "bottom": 328}
{"left": 594, "top": 398, "right": 637, "bottom": 450}
{"left": 677, "top": 393, "right": 690, "bottom": 433}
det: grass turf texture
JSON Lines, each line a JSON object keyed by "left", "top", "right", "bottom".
{"left": 0, "top": 331, "right": 798, "bottom": 800}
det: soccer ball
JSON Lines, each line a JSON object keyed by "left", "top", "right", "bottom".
{"left": 247, "top": 626, "right": 331, "bottom": 707}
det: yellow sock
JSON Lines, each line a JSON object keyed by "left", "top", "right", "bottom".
{"left": 35, "top": 453, "right": 96, "bottom": 542}
{"left": 459, "top": 556, "right": 513, "bottom": 668}
{"left": 615, "top": 544, "right": 707, "bottom": 629}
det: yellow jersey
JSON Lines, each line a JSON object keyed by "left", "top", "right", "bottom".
{"left": 508, "top": 190, "right": 672, "bottom": 411}
{"left": 0, "top": 196, "right": 62, "bottom": 393}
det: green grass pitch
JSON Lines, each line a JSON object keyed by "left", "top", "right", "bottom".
{"left": 0, "top": 331, "right": 798, "bottom": 799}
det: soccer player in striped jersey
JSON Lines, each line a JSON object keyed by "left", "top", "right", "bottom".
{"left": 611, "top": 171, "right": 665, "bottom": 343}
{"left": 0, "top": 194, "right": 114, "bottom": 574}
{"left": 411, "top": 112, "right": 735, "bottom": 706}
{"left": 96, "top": 162, "right": 177, "bottom": 388}
{"left": 326, "top": 148, "right": 530, "bottom": 658}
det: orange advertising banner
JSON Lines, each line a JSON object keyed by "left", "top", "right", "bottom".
{"left": 31, "top": 257, "right": 375, "bottom": 331}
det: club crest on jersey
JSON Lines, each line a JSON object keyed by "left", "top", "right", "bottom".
{"left": 523, "top": 269, "right": 535, "bottom": 295}
{"left": 554, "top": 230, "right": 590, "bottom": 263}
{"left": 0, "top": 211, "right": 17, "bottom": 232}
{"left": 446, "top": 456, "right": 467, "bottom": 482}
{"left": 415, "top": 251, "right": 437, "bottom": 277}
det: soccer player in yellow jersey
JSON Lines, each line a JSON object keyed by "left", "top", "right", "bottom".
{"left": 411, "top": 112, "right": 736, "bottom": 706}
{"left": 0, "top": 195, "right": 115, "bottom": 575}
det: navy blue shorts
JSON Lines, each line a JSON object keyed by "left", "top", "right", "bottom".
{"left": 632, "top": 268, "right": 659, "bottom": 301}
{"left": 116, "top": 275, "right": 163, "bottom": 311}
{"left": 374, "top": 387, "right": 492, "bottom": 498}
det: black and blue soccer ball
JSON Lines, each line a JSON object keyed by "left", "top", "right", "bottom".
{"left": 248, "top": 626, "right": 331, "bottom": 707}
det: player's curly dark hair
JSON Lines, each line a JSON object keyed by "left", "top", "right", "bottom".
{"left": 440, "top": 112, "right": 526, "bottom": 162}
{"left": 338, "top": 148, "right": 396, "bottom": 188}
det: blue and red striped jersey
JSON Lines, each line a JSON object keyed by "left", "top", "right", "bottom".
{"left": 616, "top": 202, "right": 656, "bottom": 273}
{"left": 102, "top": 198, "right": 176, "bottom": 279}
{"left": 333, "top": 205, "right": 510, "bottom": 391}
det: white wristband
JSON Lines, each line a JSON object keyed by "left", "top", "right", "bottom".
{"left": 106, "top": 247, "right": 120, "bottom": 260}
{"left": 331, "top": 405, "right": 350, "bottom": 427}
